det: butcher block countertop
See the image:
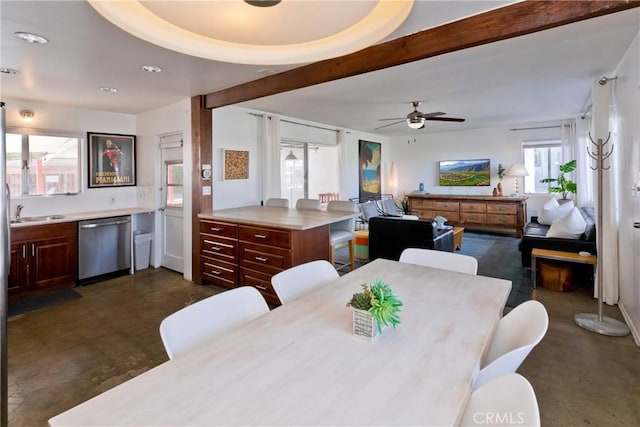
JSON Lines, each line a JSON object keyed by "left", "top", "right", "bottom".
{"left": 198, "top": 206, "right": 359, "bottom": 230}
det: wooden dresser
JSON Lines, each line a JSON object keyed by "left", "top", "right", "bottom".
{"left": 198, "top": 206, "right": 359, "bottom": 306}
{"left": 407, "top": 194, "right": 528, "bottom": 236}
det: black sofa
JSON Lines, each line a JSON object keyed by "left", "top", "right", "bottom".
{"left": 519, "top": 206, "right": 596, "bottom": 267}
{"left": 368, "top": 216, "right": 454, "bottom": 261}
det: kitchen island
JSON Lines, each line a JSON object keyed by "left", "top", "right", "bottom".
{"left": 197, "top": 206, "right": 359, "bottom": 306}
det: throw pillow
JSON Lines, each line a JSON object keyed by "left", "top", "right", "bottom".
{"left": 546, "top": 206, "right": 587, "bottom": 239}
{"left": 538, "top": 198, "right": 574, "bottom": 225}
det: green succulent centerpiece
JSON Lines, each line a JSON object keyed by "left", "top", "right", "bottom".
{"left": 346, "top": 278, "right": 403, "bottom": 336}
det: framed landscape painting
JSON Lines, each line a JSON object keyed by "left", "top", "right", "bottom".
{"left": 88, "top": 132, "right": 136, "bottom": 187}
{"left": 359, "top": 140, "right": 381, "bottom": 202}
{"left": 439, "top": 159, "right": 490, "bottom": 186}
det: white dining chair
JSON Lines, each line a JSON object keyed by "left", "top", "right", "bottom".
{"left": 399, "top": 248, "right": 478, "bottom": 275}
{"left": 473, "top": 300, "right": 549, "bottom": 390}
{"left": 295, "top": 198, "right": 322, "bottom": 210}
{"left": 265, "top": 198, "right": 290, "bottom": 207}
{"left": 461, "top": 373, "right": 540, "bottom": 426}
{"left": 327, "top": 200, "right": 359, "bottom": 271}
{"left": 271, "top": 260, "right": 339, "bottom": 304}
{"left": 159, "top": 286, "right": 269, "bottom": 360}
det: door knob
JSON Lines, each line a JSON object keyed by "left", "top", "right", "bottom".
{"left": 634, "top": 222, "right": 640, "bottom": 229}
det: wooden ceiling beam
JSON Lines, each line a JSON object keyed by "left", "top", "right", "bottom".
{"left": 204, "top": 0, "right": 639, "bottom": 110}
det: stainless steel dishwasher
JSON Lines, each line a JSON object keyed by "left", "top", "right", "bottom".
{"left": 78, "top": 216, "right": 131, "bottom": 283}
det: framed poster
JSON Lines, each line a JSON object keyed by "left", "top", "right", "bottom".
{"left": 359, "top": 140, "right": 381, "bottom": 202}
{"left": 223, "top": 149, "right": 249, "bottom": 180}
{"left": 88, "top": 132, "right": 136, "bottom": 187}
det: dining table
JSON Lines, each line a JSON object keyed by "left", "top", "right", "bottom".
{"left": 49, "top": 258, "right": 511, "bottom": 426}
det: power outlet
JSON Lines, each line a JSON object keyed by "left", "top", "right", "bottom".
{"left": 108, "top": 195, "right": 116, "bottom": 204}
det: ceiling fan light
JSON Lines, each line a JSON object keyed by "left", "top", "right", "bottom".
{"left": 407, "top": 116, "right": 425, "bottom": 129}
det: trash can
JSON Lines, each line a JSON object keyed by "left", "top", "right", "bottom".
{"left": 134, "top": 232, "right": 152, "bottom": 271}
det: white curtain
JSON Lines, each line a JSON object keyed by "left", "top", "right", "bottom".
{"left": 575, "top": 115, "right": 594, "bottom": 208}
{"left": 592, "top": 80, "right": 619, "bottom": 304}
{"left": 337, "top": 130, "right": 348, "bottom": 199}
{"left": 260, "top": 115, "right": 281, "bottom": 201}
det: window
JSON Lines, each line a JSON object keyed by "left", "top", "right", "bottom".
{"left": 165, "top": 161, "right": 183, "bottom": 208}
{"left": 522, "top": 141, "right": 562, "bottom": 194}
{"left": 7, "top": 130, "right": 80, "bottom": 196}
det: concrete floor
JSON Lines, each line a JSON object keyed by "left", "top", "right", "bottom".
{"left": 7, "top": 267, "right": 640, "bottom": 426}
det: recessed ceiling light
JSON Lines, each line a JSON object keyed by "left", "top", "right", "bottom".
{"left": 99, "top": 87, "right": 118, "bottom": 93}
{"left": 14, "top": 32, "right": 49, "bottom": 44}
{"left": 141, "top": 65, "right": 162, "bottom": 73}
{"left": 0, "top": 68, "right": 20, "bottom": 75}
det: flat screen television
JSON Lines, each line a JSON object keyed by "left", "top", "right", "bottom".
{"left": 439, "top": 159, "right": 490, "bottom": 186}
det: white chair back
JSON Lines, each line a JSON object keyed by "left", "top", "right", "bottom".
{"left": 461, "top": 373, "right": 540, "bottom": 427}
{"left": 271, "top": 260, "right": 339, "bottom": 304}
{"left": 159, "top": 286, "right": 269, "bottom": 360}
{"left": 473, "top": 300, "right": 549, "bottom": 390}
{"left": 295, "top": 198, "right": 322, "bottom": 210}
{"left": 359, "top": 200, "right": 381, "bottom": 223}
{"left": 399, "top": 248, "right": 478, "bottom": 275}
{"left": 265, "top": 198, "right": 290, "bottom": 207}
{"left": 378, "top": 198, "right": 401, "bottom": 216}
{"left": 327, "top": 200, "right": 358, "bottom": 233}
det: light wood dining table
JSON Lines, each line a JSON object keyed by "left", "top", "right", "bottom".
{"left": 49, "top": 258, "right": 511, "bottom": 426}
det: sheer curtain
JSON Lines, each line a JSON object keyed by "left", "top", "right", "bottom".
{"left": 260, "top": 115, "right": 281, "bottom": 201}
{"left": 592, "top": 80, "right": 619, "bottom": 304}
{"left": 575, "top": 115, "right": 595, "bottom": 208}
{"left": 337, "top": 129, "right": 347, "bottom": 200}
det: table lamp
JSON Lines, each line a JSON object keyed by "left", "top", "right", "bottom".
{"left": 504, "top": 164, "right": 529, "bottom": 196}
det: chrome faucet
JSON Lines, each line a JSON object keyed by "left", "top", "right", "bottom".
{"left": 15, "top": 204, "right": 24, "bottom": 221}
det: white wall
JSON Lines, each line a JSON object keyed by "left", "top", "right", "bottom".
{"left": 212, "top": 106, "right": 390, "bottom": 208}
{"left": 388, "top": 125, "right": 562, "bottom": 217}
{"left": 137, "top": 99, "right": 193, "bottom": 279}
{"left": 614, "top": 30, "right": 640, "bottom": 345}
{"left": 4, "top": 99, "right": 137, "bottom": 216}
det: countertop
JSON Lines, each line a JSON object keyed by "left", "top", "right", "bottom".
{"left": 10, "top": 208, "right": 155, "bottom": 228}
{"left": 198, "top": 206, "right": 359, "bottom": 230}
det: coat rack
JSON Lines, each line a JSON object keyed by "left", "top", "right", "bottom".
{"left": 574, "top": 133, "right": 630, "bottom": 336}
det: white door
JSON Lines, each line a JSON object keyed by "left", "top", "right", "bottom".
{"left": 160, "top": 141, "right": 184, "bottom": 273}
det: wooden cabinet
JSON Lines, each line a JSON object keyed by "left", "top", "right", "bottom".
{"left": 9, "top": 222, "right": 77, "bottom": 299}
{"left": 408, "top": 195, "right": 527, "bottom": 236}
{"left": 199, "top": 218, "right": 330, "bottom": 307}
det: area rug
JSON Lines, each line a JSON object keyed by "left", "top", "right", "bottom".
{"left": 457, "top": 231, "right": 532, "bottom": 307}
{"left": 9, "top": 288, "right": 82, "bottom": 317}
{"left": 334, "top": 231, "right": 531, "bottom": 307}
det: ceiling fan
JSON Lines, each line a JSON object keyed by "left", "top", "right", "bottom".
{"left": 376, "top": 101, "right": 465, "bottom": 130}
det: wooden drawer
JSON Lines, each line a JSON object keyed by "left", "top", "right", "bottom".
{"left": 239, "top": 226, "right": 291, "bottom": 249}
{"left": 410, "top": 199, "right": 431, "bottom": 209}
{"left": 200, "top": 220, "right": 238, "bottom": 239}
{"left": 239, "top": 267, "right": 281, "bottom": 307}
{"left": 460, "top": 212, "right": 486, "bottom": 224}
{"left": 487, "top": 204, "right": 517, "bottom": 215}
{"left": 201, "top": 257, "right": 237, "bottom": 289}
{"left": 460, "top": 202, "right": 486, "bottom": 213}
{"left": 429, "top": 201, "right": 459, "bottom": 211}
{"left": 200, "top": 235, "right": 237, "bottom": 262}
{"left": 239, "top": 242, "right": 291, "bottom": 273}
{"left": 424, "top": 210, "right": 460, "bottom": 223}
{"left": 487, "top": 214, "right": 517, "bottom": 226}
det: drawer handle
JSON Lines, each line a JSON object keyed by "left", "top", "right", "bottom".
{"left": 253, "top": 285, "right": 267, "bottom": 291}
{"left": 210, "top": 227, "right": 222, "bottom": 232}
{"left": 255, "top": 256, "right": 268, "bottom": 262}
{"left": 254, "top": 234, "right": 268, "bottom": 239}
{"left": 209, "top": 246, "right": 222, "bottom": 251}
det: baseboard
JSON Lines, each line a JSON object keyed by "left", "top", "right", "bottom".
{"left": 618, "top": 301, "right": 640, "bottom": 347}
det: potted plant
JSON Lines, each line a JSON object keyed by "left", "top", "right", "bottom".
{"left": 539, "top": 160, "right": 577, "bottom": 200}
{"left": 400, "top": 195, "right": 410, "bottom": 215}
{"left": 346, "top": 278, "right": 403, "bottom": 340}
{"left": 497, "top": 163, "right": 506, "bottom": 181}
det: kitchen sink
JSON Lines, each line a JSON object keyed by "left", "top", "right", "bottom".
{"left": 11, "top": 215, "right": 68, "bottom": 224}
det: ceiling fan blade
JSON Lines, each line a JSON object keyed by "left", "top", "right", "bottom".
{"left": 378, "top": 118, "right": 405, "bottom": 121}
{"left": 375, "top": 120, "right": 405, "bottom": 130}
{"left": 420, "top": 112, "right": 446, "bottom": 118}
{"left": 425, "top": 117, "right": 466, "bottom": 122}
